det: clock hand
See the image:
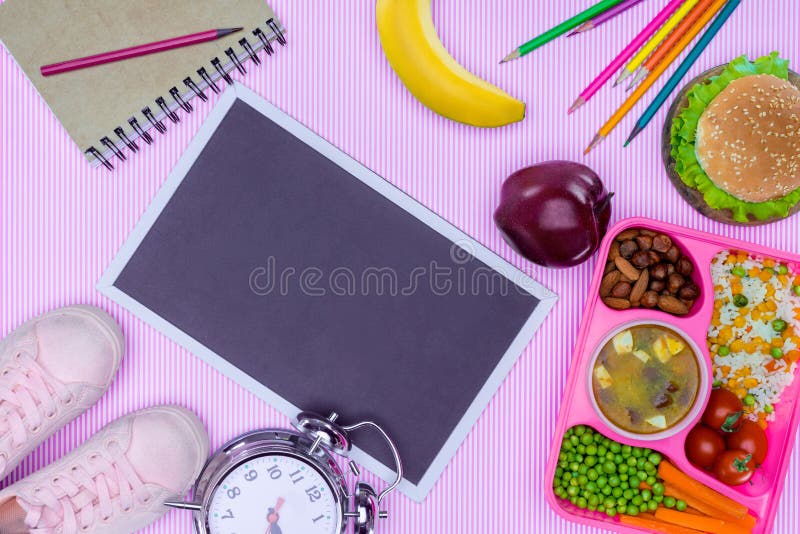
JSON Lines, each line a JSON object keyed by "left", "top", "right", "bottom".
{"left": 265, "top": 498, "right": 285, "bottom": 534}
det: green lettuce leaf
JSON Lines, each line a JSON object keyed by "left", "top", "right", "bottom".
{"left": 670, "top": 52, "right": 800, "bottom": 222}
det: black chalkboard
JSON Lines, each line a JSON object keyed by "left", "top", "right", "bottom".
{"left": 103, "top": 88, "right": 553, "bottom": 498}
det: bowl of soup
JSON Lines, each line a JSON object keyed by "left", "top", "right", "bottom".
{"left": 587, "top": 321, "right": 709, "bottom": 440}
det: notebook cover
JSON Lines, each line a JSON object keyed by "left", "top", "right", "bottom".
{"left": 98, "top": 84, "right": 557, "bottom": 501}
{"left": 0, "top": 0, "right": 281, "bottom": 165}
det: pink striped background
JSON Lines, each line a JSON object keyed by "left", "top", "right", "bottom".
{"left": 1, "top": 1, "right": 799, "bottom": 532}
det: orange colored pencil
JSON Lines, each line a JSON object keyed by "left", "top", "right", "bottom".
{"left": 627, "top": 0, "right": 717, "bottom": 89}
{"left": 584, "top": 0, "right": 728, "bottom": 154}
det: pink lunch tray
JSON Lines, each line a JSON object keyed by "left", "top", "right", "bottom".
{"left": 545, "top": 217, "right": 800, "bottom": 534}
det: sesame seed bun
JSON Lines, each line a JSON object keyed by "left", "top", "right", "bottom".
{"left": 695, "top": 74, "right": 800, "bottom": 203}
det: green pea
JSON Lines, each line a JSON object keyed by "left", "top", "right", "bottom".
{"left": 577, "top": 475, "right": 588, "bottom": 486}
{"left": 621, "top": 445, "right": 632, "bottom": 456}
{"left": 632, "top": 448, "right": 642, "bottom": 458}
{"left": 601, "top": 486, "right": 612, "bottom": 496}
{"left": 631, "top": 495, "right": 643, "bottom": 506}
{"left": 626, "top": 505, "right": 639, "bottom": 516}
{"left": 641, "top": 489, "right": 652, "bottom": 502}
{"left": 578, "top": 464, "right": 588, "bottom": 475}
{"left": 587, "top": 469, "right": 599, "bottom": 481}
{"left": 777, "top": 264, "right": 789, "bottom": 275}
{"left": 612, "top": 488, "right": 623, "bottom": 498}
{"left": 585, "top": 456, "right": 598, "bottom": 467}
{"left": 733, "top": 294, "right": 748, "bottom": 307}
{"left": 603, "top": 461, "right": 616, "bottom": 474}
{"left": 765, "top": 404, "right": 775, "bottom": 414}
{"left": 581, "top": 434, "right": 593, "bottom": 446}
{"left": 604, "top": 497, "right": 616, "bottom": 509}
{"left": 597, "top": 505, "right": 606, "bottom": 513}
{"left": 574, "top": 426, "right": 586, "bottom": 436}
{"left": 619, "top": 473, "right": 628, "bottom": 483}
{"left": 629, "top": 476, "right": 641, "bottom": 489}
{"left": 652, "top": 482, "right": 665, "bottom": 496}
{"left": 606, "top": 508, "right": 617, "bottom": 518}
{"left": 773, "top": 319, "right": 788, "bottom": 333}
{"left": 597, "top": 446, "right": 607, "bottom": 456}
{"left": 646, "top": 476, "right": 657, "bottom": 487}
{"left": 731, "top": 266, "right": 746, "bottom": 277}
{"left": 764, "top": 267, "right": 775, "bottom": 276}
{"left": 663, "top": 496, "right": 676, "bottom": 508}
{"left": 586, "top": 444, "right": 597, "bottom": 456}
{"left": 653, "top": 495, "right": 664, "bottom": 504}
{"left": 639, "top": 502, "right": 648, "bottom": 513}
{"left": 588, "top": 495, "right": 599, "bottom": 507}
{"left": 713, "top": 380, "right": 723, "bottom": 387}
{"left": 676, "top": 499, "right": 687, "bottom": 512}
{"left": 623, "top": 489, "right": 634, "bottom": 500}
{"left": 618, "top": 464, "right": 629, "bottom": 474}
{"left": 647, "top": 453, "right": 662, "bottom": 465}
{"left": 609, "top": 475, "right": 620, "bottom": 487}
{"left": 718, "top": 345, "right": 730, "bottom": 356}
{"left": 597, "top": 476, "right": 607, "bottom": 488}
{"left": 586, "top": 481, "right": 598, "bottom": 493}
{"left": 577, "top": 497, "right": 588, "bottom": 509}
{"left": 794, "top": 285, "right": 800, "bottom": 296}
{"left": 569, "top": 435, "right": 579, "bottom": 447}
{"left": 744, "top": 394, "right": 756, "bottom": 406}
{"left": 614, "top": 454, "right": 624, "bottom": 465}
{"left": 647, "top": 500, "right": 659, "bottom": 512}
{"left": 772, "top": 347, "right": 784, "bottom": 359}
{"left": 610, "top": 443, "right": 621, "bottom": 454}
{"left": 626, "top": 457, "right": 637, "bottom": 467}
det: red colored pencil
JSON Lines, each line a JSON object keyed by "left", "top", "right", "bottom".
{"left": 41, "top": 27, "right": 242, "bottom": 77}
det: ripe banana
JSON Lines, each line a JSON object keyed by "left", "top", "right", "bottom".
{"left": 376, "top": 0, "right": 525, "bottom": 128}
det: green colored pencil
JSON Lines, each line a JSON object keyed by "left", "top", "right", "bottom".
{"left": 501, "top": 0, "right": 629, "bottom": 63}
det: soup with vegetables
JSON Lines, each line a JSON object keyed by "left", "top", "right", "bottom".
{"left": 592, "top": 325, "right": 700, "bottom": 434}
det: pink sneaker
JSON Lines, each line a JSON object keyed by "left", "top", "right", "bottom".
{"left": 0, "top": 406, "right": 209, "bottom": 533}
{"left": 0, "top": 305, "right": 124, "bottom": 480}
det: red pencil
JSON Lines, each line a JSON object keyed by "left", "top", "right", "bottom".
{"left": 41, "top": 27, "right": 242, "bottom": 77}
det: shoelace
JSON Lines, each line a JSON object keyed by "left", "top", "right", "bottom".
{"left": 22, "top": 441, "right": 152, "bottom": 534}
{"left": 0, "top": 351, "right": 73, "bottom": 473}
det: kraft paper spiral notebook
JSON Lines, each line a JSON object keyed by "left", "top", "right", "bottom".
{"left": 97, "top": 83, "right": 557, "bottom": 501}
{"left": 0, "top": 0, "right": 285, "bottom": 170}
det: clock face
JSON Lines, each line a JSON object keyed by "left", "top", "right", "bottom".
{"left": 207, "top": 453, "right": 340, "bottom": 534}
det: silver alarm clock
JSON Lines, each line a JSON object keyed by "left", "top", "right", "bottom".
{"left": 166, "top": 411, "right": 402, "bottom": 534}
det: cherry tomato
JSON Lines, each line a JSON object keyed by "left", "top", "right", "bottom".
{"left": 702, "top": 388, "right": 743, "bottom": 432}
{"left": 685, "top": 424, "right": 725, "bottom": 469}
{"left": 713, "top": 449, "right": 755, "bottom": 485}
{"left": 726, "top": 420, "right": 768, "bottom": 465}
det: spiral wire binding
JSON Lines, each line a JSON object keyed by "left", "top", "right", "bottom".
{"left": 87, "top": 18, "right": 286, "bottom": 170}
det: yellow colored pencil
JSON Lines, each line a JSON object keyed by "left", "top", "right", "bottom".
{"left": 585, "top": 0, "right": 728, "bottom": 154}
{"left": 614, "top": 0, "right": 700, "bottom": 86}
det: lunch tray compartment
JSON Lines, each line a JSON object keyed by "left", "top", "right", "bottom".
{"left": 545, "top": 217, "right": 800, "bottom": 534}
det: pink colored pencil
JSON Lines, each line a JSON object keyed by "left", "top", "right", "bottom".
{"left": 41, "top": 27, "right": 242, "bottom": 77}
{"left": 568, "top": 0, "right": 685, "bottom": 114}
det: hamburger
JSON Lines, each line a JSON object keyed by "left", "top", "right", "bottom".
{"left": 670, "top": 53, "right": 800, "bottom": 224}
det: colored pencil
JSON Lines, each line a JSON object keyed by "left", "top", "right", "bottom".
{"left": 626, "top": 0, "right": 716, "bottom": 90}
{"left": 625, "top": 0, "right": 742, "bottom": 146}
{"left": 584, "top": 0, "right": 730, "bottom": 154}
{"left": 567, "top": 0, "right": 646, "bottom": 37}
{"left": 613, "top": 0, "right": 701, "bottom": 86}
{"left": 41, "top": 28, "right": 242, "bottom": 77}
{"left": 568, "top": 0, "right": 686, "bottom": 114}
{"left": 501, "top": 0, "right": 629, "bottom": 63}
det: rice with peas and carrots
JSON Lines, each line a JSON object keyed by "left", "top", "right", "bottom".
{"left": 708, "top": 251, "right": 800, "bottom": 427}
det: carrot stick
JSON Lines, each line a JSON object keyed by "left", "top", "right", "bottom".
{"left": 620, "top": 513, "right": 705, "bottom": 534}
{"left": 664, "top": 484, "right": 756, "bottom": 530}
{"left": 658, "top": 462, "right": 748, "bottom": 519}
{"left": 654, "top": 508, "right": 751, "bottom": 534}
